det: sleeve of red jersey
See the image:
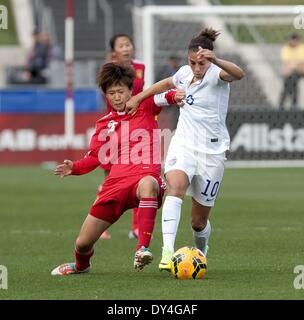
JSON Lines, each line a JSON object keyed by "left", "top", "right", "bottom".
{"left": 142, "top": 90, "right": 176, "bottom": 115}
{"left": 71, "top": 149, "right": 101, "bottom": 175}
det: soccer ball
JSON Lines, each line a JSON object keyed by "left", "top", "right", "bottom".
{"left": 170, "top": 246, "right": 207, "bottom": 280}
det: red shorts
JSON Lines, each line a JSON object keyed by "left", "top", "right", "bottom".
{"left": 89, "top": 174, "right": 166, "bottom": 224}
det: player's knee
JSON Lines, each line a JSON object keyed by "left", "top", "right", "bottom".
{"left": 167, "top": 181, "right": 187, "bottom": 198}
{"left": 75, "top": 237, "right": 93, "bottom": 253}
{"left": 138, "top": 176, "right": 159, "bottom": 198}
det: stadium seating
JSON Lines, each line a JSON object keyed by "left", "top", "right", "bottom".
{"left": 153, "top": 18, "right": 271, "bottom": 110}
{"left": 42, "top": 0, "right": 189, "bottom": 57}
{"left": 223, "top": 54, "right": 272, "bottom": 110}
{"left": 30, "top": 0, "right": 270, "bottom": 109}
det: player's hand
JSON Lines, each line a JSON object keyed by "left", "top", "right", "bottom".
{"left": 126, "top": 96, "right": 140, "bottom": 115}
{"left": 197, "top": 47, "right": 217, "bottom": 64}
{"left": 54, "top": 160, "right": 73, "bottom": 178}
{"left": 174, "top": 89, "right": 186, "bottom": 107}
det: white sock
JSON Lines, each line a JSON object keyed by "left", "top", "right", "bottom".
{"left": 192, "top": 220, "right": 211, "bottom": 253}
{"left": 162, "top": 196, "right": 183, "bottom": 253}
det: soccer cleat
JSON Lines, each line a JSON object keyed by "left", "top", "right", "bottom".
{"left": 134, "top": 246, "right": 153, "bottom": 270}
{"left": 51, "top": 262, "right": 90, "bottom": 276}
{"left": 128, "top": 228, "right": 139, "bottom": 239}
{"left": 158, "top": 246, "right": 173, "bottom": 272}
{"left": 100, "top": 230, "right": 111, "bottom": 240}
{"left": 202, "top": 245, "right": 209, "bottom": 257}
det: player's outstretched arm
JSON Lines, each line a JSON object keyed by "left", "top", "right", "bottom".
{"left": 150, "top": 89, "right": 186, "bottom": 114}
{"left": 71, "top": 151, "right": 101, "bottom": 175}
{"left": 55, "top": 151, "right": 101, "bottom": 178}
{"left": 54, "top": 160, "right": 73, "bottom": 178}
{"left": 126, "top": 77, "right": 175, "bottom": 115}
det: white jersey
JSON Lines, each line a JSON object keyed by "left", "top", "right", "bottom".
{"left": 172, "top": 64, "right": 230, "bottom": 154}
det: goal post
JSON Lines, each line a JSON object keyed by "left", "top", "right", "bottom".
{"left": 65, "top": 0, "right": 75, "bottom": 147}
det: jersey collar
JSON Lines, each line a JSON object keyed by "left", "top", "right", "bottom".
{"left": 189, "top": 63, "right": 213, "bottom": 86}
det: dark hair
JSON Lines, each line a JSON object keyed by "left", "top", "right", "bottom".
{"left": 188, "top": 28, "right": 220, "bottom": 51}
{"left": 109, "top": 33, "right": 134, "bottom": 51}
{"left": 32, "top": 28, "right": 40, "bottom": 36}
{"left": 97, "top": 63, "right": 134, "bottom": 93}
{"left": 288, "top": 32, "right": 300, "bottom": 40}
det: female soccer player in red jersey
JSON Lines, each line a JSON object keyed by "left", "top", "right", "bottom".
{"left": 51, "top": 63, "right": 185, "bottom": 275}
{"left": 109, "top": 33, "right": 145, "bottom": 99}
{"left": 100, "top": 33, "right": 146, "bottom": 240}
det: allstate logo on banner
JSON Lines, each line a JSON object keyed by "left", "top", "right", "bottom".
{"left": 294, "top": 5, "right": 304, "bottom": 30}
{"left": 0, "top": 5, "right": 8, "bottom": 30}
{"left": 294, "top": 265, "right": 304, "bottom": 289}
{"left": 0, "top": 265, "right": 8, "bottom": 290}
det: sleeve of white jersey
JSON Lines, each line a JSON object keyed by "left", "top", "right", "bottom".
{"left": 214, "top": 65, "right": 228, "bottom": 86}
{"left": 172, "top": 65, "right": 189, "bottom": 88}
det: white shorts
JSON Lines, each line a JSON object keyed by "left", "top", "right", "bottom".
{"left": 164, "top": 138, "right": 226, "bottom": 207}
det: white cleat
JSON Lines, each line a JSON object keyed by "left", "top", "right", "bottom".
{"left": 51, "top": 262, "right": 90, "bottom": 276}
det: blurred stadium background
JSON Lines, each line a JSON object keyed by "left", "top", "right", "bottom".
{"left": 1, "top": 0, "right": 304, "bottom": 300}
{"left": 0, "top": 0, "right": 304, "bottom": 165}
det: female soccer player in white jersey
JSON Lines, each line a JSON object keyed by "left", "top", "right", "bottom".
{"left": 126, "top": 28, "right": 245, "bottom": 271}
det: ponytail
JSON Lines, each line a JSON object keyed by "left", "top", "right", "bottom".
{"left": 188, "top": 28, "right": 220, "bottom": 51}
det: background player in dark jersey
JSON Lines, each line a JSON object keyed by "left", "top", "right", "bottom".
{"left": 51, "top": 63, "right": 185, "bottom": 275}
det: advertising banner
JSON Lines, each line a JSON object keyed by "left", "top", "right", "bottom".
{"left": 227, "top": 111, "right": 304, "bottom": 160}
{"left": 0, "top": 113, "right": 100, "bottom": 164}
{"left": 0, "top": 111, "right": 303, "bottom": 165}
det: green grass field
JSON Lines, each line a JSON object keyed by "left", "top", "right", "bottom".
{"left": 0, "top": 0, "right": 18, "bottom": 45}
{"left": 0, "top": 166, "right": 304, "bottom": 300}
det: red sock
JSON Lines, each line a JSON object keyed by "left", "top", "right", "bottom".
{"left": 132, "top": 208, "right": 139, "bottom": 231}
{"left": 74, "top": 248, "right": 94, "bottom": 271}
{"left": 136, "top": 198, "right": 158, "bottom": 250}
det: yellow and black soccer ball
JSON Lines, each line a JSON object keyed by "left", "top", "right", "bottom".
{"left": 170, "top": 246, "right": 207, "bottom": 280}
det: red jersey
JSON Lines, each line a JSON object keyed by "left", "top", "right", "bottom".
{"left": 72, "top": 91, "right": 176, "bottom": 179}
{"left": 131, "top": 59, "right": 145, "bottom": 95}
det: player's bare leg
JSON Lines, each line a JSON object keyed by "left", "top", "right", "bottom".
{"left": 133, "top": 176, "right": 159, "bottom": 270}
{"left": 51, "top": 215, "right": 111, "bottom": 275}
{"left": 191, "top": 198, "right": 211, "bottom": 256}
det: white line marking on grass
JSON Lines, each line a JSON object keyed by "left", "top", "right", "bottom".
{"left": 11, "top": 230, "right": 52, "bottom": 235}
